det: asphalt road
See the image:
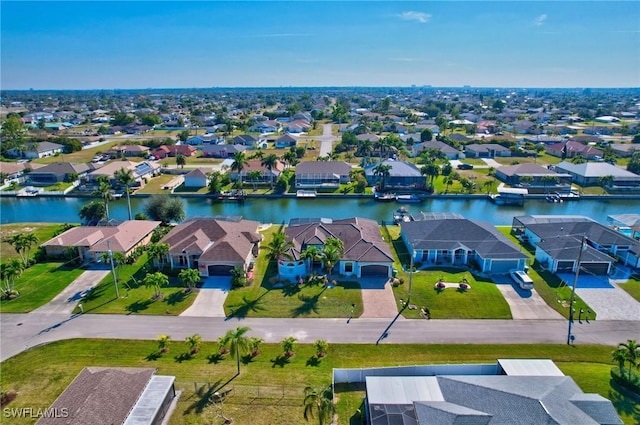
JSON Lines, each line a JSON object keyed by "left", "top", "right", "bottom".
{"left": 2, "top": 311, "right": 639, "bottom": 362}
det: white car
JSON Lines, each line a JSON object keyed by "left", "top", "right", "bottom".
{"left": 510, "top": 270, "right": 534, "bottom": 290}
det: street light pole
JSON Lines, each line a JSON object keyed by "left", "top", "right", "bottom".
{"left": 567, "top": 235, "right": 587, "bottom": 345}
{"left": 107, "top": 240, "right": 119, "bottom": 298}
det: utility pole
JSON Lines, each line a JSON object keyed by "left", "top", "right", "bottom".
{"left": 406, "top": 250, "right": 414, "bottom": 306}
{"left": 567, "top": 235, "right": 587, "bottom": 345}
{"left": 107, "top": 240, "right": 119, "bottom": 298}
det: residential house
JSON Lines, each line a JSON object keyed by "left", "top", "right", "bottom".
{"left": 8, "top": 141, "right": 63, "bottom": 159}
{"left": 274, "top": 134, "right": 297, "bottom": 148}
{"left": 494, "top": 163, "right": 572, "bottom": 194}
{"left": 448, "top": 133, "right": 471, "bottom": 144}
{"left": 0, "top": 161, "right": 41, "bottom": 183}
{"left": 512, "top": 215, "right": 640, "bottom": 272}
{"left": 282, "top": 119, "right": 311, "bottom": 133}
{"left": 365, "top": 160, "right": 425, "bottom": 190}
{"left": 158, "top": 217, "right": 261, "bottom": 276}
{"left": 352, "top": 359, "right": 622, "bottom": 425}
{"left": 151, "top": 145, "right": 197, "bottom": 159}
{"left": 107, "top": 145, "right": 150, "bottom": 158}
{"left": 230, "top": 159, "right": 284, "bottom": 184}
{"left": 356, "top": 133, "right": 381, "bottom": 143}
{"left": 412, "top": 140, "right": 460, "bottom": 159}
{"left": 86, "top": 160, "right": 160, "bottom": 187}
{"left": 233, "top": 134, "right": 259, "bottom": 148}
{"left": 511, "top": 119, "right": 537, "bottom": 134}
{"left": 464, "top": 143, "right": 511, "bottom": 158}
{"left": 26, "top": 162, "right": 92, "bottom": 185}
{"left": 554, "top": 161, "right": 640, "bottom": 190}
{"left": 249, "top": 119, "right": 280, "bottom": 133}
{"left": 278, "top": 217, "right": 394, "bottom": 279}
{"left": 607, "top": 214, "right": 640, "bottom": 242}
{"left": 401, "top": 217, "right": 528, "bottom": 274}
{"left": 546, "top": 140, "right": 603, "bottom": 160}
{"left": 201, "top": 144, "right": 246, "bottom": 158}
{"left": 183, "top": 168, "right": 209, "bottom": 188}
{"left": 610, "top": 143, "right": 639, "bottom": 158}
{"left": 186, "top": 134, "right": 224, "bottom": 145}
{"left": 295, "top": 161, "right": 352, "bottom": 189}
{"left": 41, "top": 220, "right": 161, "bottom": 262}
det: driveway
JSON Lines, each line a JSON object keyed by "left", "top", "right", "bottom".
{"left": 357, "top": 277, "right": 401, "bottom": 319}
{"left": 179, "top": 277, "right": 231, "bottom": 317}
{"left": 31, "top": 270, "right": 109, "bottom": 315}
{"left": 481, "top": 158, "right": 502, "bottom": 168}
{"left": 493, "top": 275, "right": 563, "bottom": 320}
{"left": 576, "top": 284, "right": 640, "bottom": 320}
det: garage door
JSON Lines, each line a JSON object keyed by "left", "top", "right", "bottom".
{"left": 207, "top": 264, "right": 235, "bottom": 276}
{"left": 557, "top": 261, "right": 574, "bottom": 272}
{"left": 580, "top": 262, "right": 610, "bottom": 275}
{"left": 360, "top": 265, "right": 389, "bottom": 277}
{"left": 490, "top": 260, "right": 518, "bottom": 274}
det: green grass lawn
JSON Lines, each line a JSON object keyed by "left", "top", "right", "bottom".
{"left": 1, "top": 222, "right": 71, "bottom": 262}
{"left": 135, "top": 173, "right": 177, "bottom": 194}
{"left": 1, "top": 340, "right": 637, "bottom": 425}
{"left": 0, "top": 262, "right": 84, "bottom": 313}
{"left": 33, "top": 141, "right": 120, "bottom": 164}
{"left": 382, "top": 226, "right": 512, "bottom": 319}
{"left": 79, "top": 254, "right": 196, "bottom": 315}
{"left": 617, "top": 275, "right": 640, "bottom": 302}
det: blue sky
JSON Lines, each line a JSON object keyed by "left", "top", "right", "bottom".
{"left": 1, "top": 1, "right": 639, "bottom": 89}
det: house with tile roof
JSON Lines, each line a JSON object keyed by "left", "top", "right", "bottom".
{"left": 278, "top": 217, "right": 394, "bottom": 279}
{"left": 151, "top": 144, "right": 197, "bottom": 159}
{"left": 41, "top": 220, "right": 161, "bottom": 262}
{"left": 295, "top": 161, "right": 352, "bottom": 189}
{"left": 546, "top": 140, "right": 603, "bottom": 160}
{"left": 159, "top": 217, "right": 261, "bottom": 276}
{"left": 107, "top": 144, "right": 150, "bottom": 158}
{"left": 401, "top": 217, "right": 528, "bottom": 274}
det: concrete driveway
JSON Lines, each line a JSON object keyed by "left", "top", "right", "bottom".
{"left": 179, "top": 277, "right": 231, "bottom": 317}
{"left": 357, "top": 277, "right": 401, "bottom": 319}
{"left": 576, "top": 284, "right": 640, "bottom": 320}
{"left": 493, "top": 275, "right": 563, "bottom": 320}
{"left": 31, "top": 270, "right": 109, "bottom": 315}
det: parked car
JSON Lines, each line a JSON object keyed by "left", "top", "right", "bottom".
{"left": 457, "top": 163, "right": 474, "bottom": 170}
{"left": 510, "top": 270, "right": 534, "bottom": 290}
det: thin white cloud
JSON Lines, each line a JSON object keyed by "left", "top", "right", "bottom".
{"left": 398, "top": 11, "right": 431, "bottom": 24}
{"left": 533, "top": 14, "right": 547, "bottom": 26}
{"left": 390, "top": 57, "right": 422, "bottom": 63}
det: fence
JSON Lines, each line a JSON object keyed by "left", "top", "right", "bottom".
{"left": 332, "top": 363, "right": 499, "bottom": 385}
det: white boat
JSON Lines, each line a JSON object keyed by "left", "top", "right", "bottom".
{"left": 393, "top": 207, "right": 412, "bottom": 224}
{"left": 296, "top": 190, "right": 317, "bottom": 198}
{"left": 395, "top": 194, "right": 422, "bottom": 203}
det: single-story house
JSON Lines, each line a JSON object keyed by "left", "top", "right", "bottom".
{"left": 283, "top": 119, "right": 311, "bottom": 133}
{"left": 464, "top": 143, "right": 511, "bottom": 158}
{"left": 412, "top": 140, "right": 460, "bottom": 159}
{"left": 546, "top": 141, "right": 603, "bottom": 160}
{"left": 8, "top": 141, "right": 63, "bottom": 159}
{"left": 230, "top": 159, "right": 284, "bottom": 184}
{"left": 41, "top": 220, "right": 161, "bottom": 262}
{"left": 365, "top": 160, "right": 425, "bottom": 190}
{"left": 610, "top": 143, "right": 639, "bottom": 158}
{"left": 186, "top": 134, "right": 224, "bottom": 145}
{"left": 151, "top": 145, "right": 197, "bottom": 159}
{"left": 26, "top": 162, "right": 92, "bottom": 185}
{"left": 401, "top": 217, "right": 528, "bottom": 274}
{"left": 158, "top": 217, "right": 261, "bottom": 276}
{"left": 278, "top": 217, "right": 394, "bottom": 279}
{"left": 183, "top": 168, "right": 209, "bottom": 188}
{"left": 249, "top": 120, "right": 280, "bottom": 133}
{"left": 295, "top": 161, "right": 352, "bottom": 189}
{"left": 0, "top": 161, "right": 41, "bottom": 183}
{"left": 607, "top": 214, "right": 640, "bottom": 242}
{"left": 36, "top": 367, "right": 176, "bottom": 425}
{"left": 554, "top": 161, "right": 640, "bottom": 190}
{"left": 107, "top": 144, "right": 150, "bottom": 158}
{"left": 512, "top": 215, "right": 640, "bottom": 272}
{"left": 233, "top": 134, "right": 259, "bottom": 148}
{"left": 274, "top": 133, "right": 297, "bottom": 148}
{"left": 354, "top": 359, "right": 621, "bottom": 425}
{"left": 494, "top": 163, "right": 572, "bottom": 194}
{"left": 86, "top": 160, "right": 160, "bottom": 186}
{"left": 356, "top": 133, "right": 381, "bottom": 143}
{"left": 201, "top": 144, "right": 246, "bottom": 158}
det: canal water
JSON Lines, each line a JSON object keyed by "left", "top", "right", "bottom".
{"left": 1, "top": 196, "right": 638, "bottom": 226}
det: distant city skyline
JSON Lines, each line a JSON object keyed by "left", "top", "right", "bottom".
{"left": 1, "top": 1, "right": 639, "bottom": 90}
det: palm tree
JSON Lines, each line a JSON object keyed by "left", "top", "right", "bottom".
{"left": 185, "top": 333, "right": 202, "bottom": 355}
{"left": 264, "top": 231, "right": 294, "bottom": 262}
{"left": 282, "top": 150, "right": 298, "bottom": 168}
{"left": 247, "top": 170, "right": 262, "bottom": 191}
{"left": 618, "top": 339, "right": 639, "bottom": 380}
{"left": 420, "top": 162, "right": 440, "bottom": 190}
{"left": 301, "top": 246, "right": 320, "bottom": 270}
{"left": 157, "top": 334, "right": 170, "bottom": 354}
{"left": 443, "top": 175, "right": 455, "bottom": 193}
{"left": 230, "top": 265, "right": 248, "bottom": 288}
{"left": 372, "top": 163, "right": 392, "bottom": 191}
{"left": 248, "top": 337, "right": 263, "bottom": 357}
{"left": 218, "top": 326, "right": 252, "bottom": 375}
{"left": 314, "top": 340, "right": 329, "bottom": 358}
{"left": 321, "top": 245, "right": 342, "bottom": 279}
{"left": 281, "top": 336, "right": 297, "bottom": 358}
{"left": 146, "top": 243, "right": 169, "bottom": 270}
{"left": 303, "top": 385, "right": 334, "bottom": 425}
{"left": 611, "top": 347, "right": 627, "bottom": 375}
{"left": 4, "top": 233, "right": 38, "bottom": 267}
{"left": 598, "top": 174, "right": 615, "bottom": 191}
{"left": 230, "top": 151, "right": 249, "bottom": 181}
{"left": 93, "top": 180, "right": 113, "bottom": 220}
{"left": 0, "top": 259, "right": 24, "bottom": 296}
{"left": 178, "top": 268, "right": 201, "bottom": 292}
{"left": 483, "top": 180, "right": 495, "bottom": 194}
{"left": 261, "top": 153, "right": 279, "bottom": 187}
{"left": 114, "top": 167, "right": 135, "bottom": 220}
{"left": 143, "top": 271, "right": 169, "bottom": 299}
{"left": 176, "top": 154, "right": 186, "bottom": 169}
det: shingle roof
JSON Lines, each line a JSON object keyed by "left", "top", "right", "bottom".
{"left": 28, "top": 162, "right": 90, "bottom": 176}
{"left": 365, "top": 160, "right": 422, "bottom": 178}
{"left": 31, "top": 141, "right": 63, "bottom": 153}
{"left": 497, "top": 163, "right": 565, "bottom": 178}
{"left": 295, "top": 161, "right": 352, "bottom": 176}
{"left": 556, "top": 161, "right": 640, "bottom": 179}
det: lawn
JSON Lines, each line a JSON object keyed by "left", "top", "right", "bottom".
{"left": 224, "top": 226, "right": 363, "bottom": 318}
{"left": 0, "top": 262, "right": 84, "bottom": 313}
{"left": 382, "top": 225, "right": 512, "bottom": 319}
{"left": 135, "top": 174, "right": 177, "bottom": 194}
{"left": 33, "top": 141, "right": 120, "bottom": 164}
{"left": 617, "top": 275, "right": 640, "bottom": 302}
{"left": 0, "top": 222, "right": 69, "bottom": 262}
{"left": 1, "top": 340, "right": 637, "bottom": 425}
{"left": 79, "top": 253, "right": 196, "bottom": 315}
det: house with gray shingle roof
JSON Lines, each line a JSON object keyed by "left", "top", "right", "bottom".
{"left": 494, "top": 163, "right": 572, "bottom": 193}
{"left": 295, "top": 161, "right": 352, "bottom": 189}
{"left": 201, "top": 143, "right": 246, "bottom": 158}
{"left": 8, "top": 141, "right": 63, "bottom": 159}
{"left": 401, "top": 217, "right": 528, "bottom": 274}
{"left": 464, "top": 143, "right": 511, "bottom": 158}
{"left": 555, "top": 161, "right": 640, "bottom": 190}
{"left": 412, "top": 140, "right": 460, "bottom": 159}
{"left": 275, "top": 133, "right": 297, "bottom": 148}
{"left": 183, "top": 168, "right": 209, "bottom": 188}
{"left": 278, "top": 217, "right": 394, "bottom": 279}
{"left": 364, "top": 160, "right": 425, "bottom": 190}
{"left": 26, "top": 162, "right": 92, "bottom": 185}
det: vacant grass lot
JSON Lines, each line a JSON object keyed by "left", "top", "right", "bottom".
{"left": 0, "top": 340, "right": 636, "bottom": 425}
{"left": 0, "top": 222, "right": 67, "bottom": 262}
{"left": 618, "top": 275, "right": 640, "bottom": 302}
{"left": 80, "top": 253, "right": 196, "bottom": 315}
{"left": 0, "top": 262, "right": 84, "bottom": 313}
{"left": 33, "top": 141, "right": 120, "bottom": 164}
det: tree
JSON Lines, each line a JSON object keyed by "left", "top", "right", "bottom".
{"left": 420, "top": 162, "right": 440, "bottom": 190}
{"left": 372, "top": 163, "right": 392, "bottom": 191}
{"left": 157, "top": 334, "right": 170, "bottom": 354}
{"left": 178, "top": 268, "right": 200, "bottom": 292}
{"left": 265, "top": 231, "right": 294, "bottom": 262}
{"left": 617, "top": 339, "right": 639, "bottom": 380}
{"left": 321, "top": 239, "right": 343, "bottom": 279}
{"left": 101, "top": 251, "right": 126, "bottom": 280}
{"left": 420, "top": 128, "right": 433, "bottom": 142}
{"left": 218, "top": 326, "right": 252, "bottom": 375}
{"left": 177, "top": 130, "right": 190, "bottom": 142}
{"left": 0, "top": 115, "right": 27, "bottom": 155}
{"left": 611, "top": 347, "right": 627, "bottom": 375}
{"left": 0, "top": 259, "right": 24, "bottom": 297}
{"left": 441, "top": 163, "right": 453, "bottom": 177}
{"left": 146, "top": 243, "right": 169, "bottom": 270}
{"left": 93, "top": 181, "right": 113, "bottom": 220}
{"left": 282, "top": 150, "right": 299, "bottom": 168}
{"left": 247, "top": 170, "right": 262, "bottom": 190}
{"left": 483, "top": 180, "right": 495, "bottom": 194}
{"left": 598, "top": 175, "right": 615, "bottom": 190}
{"left": 114, "top": 167, "right": 135, "bottom": 220}
{"left": 79, "top": 200, "right": 106, "bottom": 224}
{"left": 185, "top": 333, "right": 202, "bottom": 355}
{"left": 230, "top": 151, "right": 249, "bottom": 179}
{"left": 314, "top": 340, "right": 329, "bottom": 358}
{"left": 303, "top": 385, "right": 334, "bottom": 425}
{"left": 143, "top": 271, "right": 169, "bottom": 299}
{"left": 208, "top": 171, "right": 224, "bottom": 194}
{"left": 248, "top": 337, "right": 263, "bottom": 357}
{"left": 261, "top": 153, "right": 279, "bottom": 188}
{"left": 176, "top": 154, "right": 186, "bottom": 169}
{"left": 4, "top": 233, "right": 38, "bottom": 267}
{"left": 301, "top": 246, "right": 320, "bottom": 269}
{"left": 144, "top": 195, "right": 185, "bottom": 224}
{"left": 541, "top": 175, "right": 559, "bottom": 193}
{"left": 281, "top": 336, "right": 297, "bottom": 358}
{"left": 230, "top": 265, "right": 248, "bottom": 288}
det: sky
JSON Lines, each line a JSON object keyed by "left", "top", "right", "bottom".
{"left": 1, "top": 1, "right": 639, "bottom": 89}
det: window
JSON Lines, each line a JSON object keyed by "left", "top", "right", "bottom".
{"left": 344, "top": 262, "right": 353, "bottom": 273}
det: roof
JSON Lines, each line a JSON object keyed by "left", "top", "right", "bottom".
{"left": 496, "top": 163, "right": 567, "bottom": 178}
{"left": 556, "top": 161, "right": 640, "bottom": 180}
{"left": 30, "top": 141, "right": 64, "bottom": 153}
{"left": 28, "top": 162, "right": 91, "bottom": 176}
{"left": 88, "top": 160, "right": 138, "bottom": 178}
{"left": 497, "top": 359, "right": 564, "bottom": 376}
{"left": 160, "top": 218, "right": 260, "bottom": 263}
{"left": 0, "top": 161, "right": 43, "bottom": 174}
{"left": 536, "top": 236, "right": 617, "bottom": 262}
{"left": 185, "top": 168, "right": 208, "bottom": 178}
{"left": 201, "top": 144, "right": 246, "bottom": 154}
{"left": 414, "top": 140, "right": 459, "bottom": 155}
{"left": 548, "top": 141, "right": 603, "bottom": 157}
{"left": 36, "top": 367, "right": 155, "bottom": 425}
{"left": 401, "top": 219, "right": 528, "bottom": 260}
{"left": 365, "top": 160, "right": 422, "bottom": 178}
{"left": 295, "top": 161, "right": 352, "bottom": 176}
{"left": 465, "top": 143, "right": 510, "bottom": 153}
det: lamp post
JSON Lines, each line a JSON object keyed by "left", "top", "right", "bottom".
{"left": 107, "top": 240, "right": 119, "bottom": 298}
{"left": 567, "top": 235, "right": 587, "bottom": 345}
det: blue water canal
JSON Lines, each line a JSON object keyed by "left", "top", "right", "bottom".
{"left": 1, "top": 196, "right": 638, "bottom": 225}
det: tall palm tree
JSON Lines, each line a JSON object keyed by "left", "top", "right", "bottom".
{"left": 114, "top": 167, "right": 135, "bottom": 220}
{"left": 146, "top": 243, "right": 169, "bottom": 270}
{"left": 218, "top": 326, "right": 252, "bottom": 375}
{"left": 93, "top": 180, "right": 113, "bottom": 220}
{"left": 264, "top": 232, "right": 294, "bottom": 262}
{"left": 303, "top": 385, "right": 334, "bottom": 425}
{"left": 420, "top": 162, "right": 440, "bottom": 190}
{"left": 230, "top": 151, "right": 249, "bottom": 182}
{"left": 178, "top": 268, "right": 201, "bottom": 291}
{"left": 618, "top": 339, "right": 639, "bottom": 380}
{"left": 261, "top": 154, "right": 279, "bottom": 187}
{"left": 301, "top": 246, "right": 320, "bottom": 270}
{"left": 247, "top": 170, "right": 262, "bottom": 190}
{"left": 321, "top": 244, "right": 342, "bottom": 279}
{"left": 611, "top": 347, "right": 627, "bottom": 375}
{"left": 372, "top": 163, "right": 392, "bottom": 191}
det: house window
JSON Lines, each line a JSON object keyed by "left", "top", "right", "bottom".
{"left": 345, "top": 262, "right": 353, "bottom": 273}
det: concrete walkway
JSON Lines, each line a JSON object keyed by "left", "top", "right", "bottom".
{"left": 358, "top": 278, "right": 401, "bottom": 319}
{"left": 179, "top": 277, "right": 230, "bottom": 317}
{"left": 576, "top": 283, "right": 640, "bottom": 320}
{"left": 31, "top": 270, "right": 109, "bottom": 315}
